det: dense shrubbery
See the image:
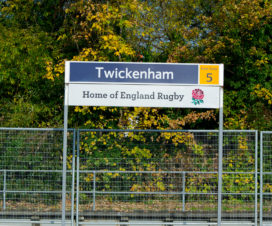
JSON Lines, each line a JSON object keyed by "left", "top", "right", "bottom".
{"left": 0, "top": 0, "right": 271, "bottom": 213}
{"left": 0, "top": 0, "right": 271, "bottom": 130}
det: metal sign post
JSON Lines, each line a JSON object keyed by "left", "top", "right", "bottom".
{"left": 218, "top": 86, "right": 224, "bottom": 226}
{"left": 62, "top": 102, "right": 68, "bottom": 226}
{"left": 62, "top": 61, "right": 224, "bottom": 226}
{"left": 62, "top": 64, "right": 70, "bottom": 226}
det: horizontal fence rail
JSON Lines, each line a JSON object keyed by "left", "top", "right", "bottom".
{"left": 0, "top": 128, "right": 269, "bottom": 226}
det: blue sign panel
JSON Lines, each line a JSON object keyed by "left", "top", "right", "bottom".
{"left": 69, "top": 62, "right": 198, "bottom": 85}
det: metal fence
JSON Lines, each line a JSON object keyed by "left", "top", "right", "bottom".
{"left": 77, "top": 130, "right": 219, "bottom": 225}
{"left": 0, "top": 128, "right": 75, "bottom": 225}
{"left": 222, "top": 131, "right": 257, "bottom": 225}
{"left": 0, "top": 128, "right": 268, "bottom": 225}
{"left": 76, "top": 130, "right": 258, "bottom": 225}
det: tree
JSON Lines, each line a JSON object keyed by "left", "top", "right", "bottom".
{"left": 168, "top": 0, "right": 272, "bottom": 130}
{"left": 44, "top": 0, "right": 217, "bottom": 130}
{"left": 0, "top": 0, "right": 66, "bottom": 127}
{"left": 1, "top": 0, "right": 271, "bottom": 130}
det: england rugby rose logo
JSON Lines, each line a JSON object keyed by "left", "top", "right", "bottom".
{"left": 192, "top": 89, "right": 204, "bottom": 105}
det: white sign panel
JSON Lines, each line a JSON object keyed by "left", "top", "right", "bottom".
{"left": 68, "top": 84, "right": 220, "bottom": 108}
{"left": 65, "top": 61, "right": 223, "bottom": 108}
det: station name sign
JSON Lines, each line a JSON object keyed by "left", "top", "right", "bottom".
{"left": 65, "top": 61, "right": 223, "bottom": 108}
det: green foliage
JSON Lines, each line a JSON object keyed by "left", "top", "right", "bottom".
{"left": 0, "top": 129, "right": 74, "bottom": 206}
{"left": 0, "top": 0, "right": 271, "bottom": 130}
{"left": 168, "top": 0, "right": 272, "bottom": 130}
{"left": 1, "top": 0, "right": 270, "bottom": 211}
{"left": 76, "top": 130, "right": 258, "bottom": 206}
{"left": 0, "top": 1, "right": 64, "bottom": 127}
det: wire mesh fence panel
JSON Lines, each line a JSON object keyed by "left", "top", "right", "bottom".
{"left": 77, "top": 130, "right": 219, "bottom": 224}
{"left": 0, "top": 128, "right": 261, "bottom": 225}
{"left": 222, "top": 131, "right": 257, "bottom": 224}
{"left": 261, "top": 132, "right": 272, "bottom": 225}
{"left": 0, "top": 128, "right": 75, "bottom": 224}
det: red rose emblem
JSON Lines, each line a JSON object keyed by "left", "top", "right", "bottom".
{"left": 192, "top": 89, "right": 204, "bottom": 105}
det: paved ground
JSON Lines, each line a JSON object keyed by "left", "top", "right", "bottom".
{"left": 0, "top": 219, "right": 265, "bottom": 226}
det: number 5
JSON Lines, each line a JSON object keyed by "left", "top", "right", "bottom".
{"left": 207, "top": 73, "right": 213, "bottom": 82}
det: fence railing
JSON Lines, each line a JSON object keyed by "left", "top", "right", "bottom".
{"left": 260, "top": 131, "right": 272, "bottom": 226}
{"left": 0, "top": 128, "right": 75, "bottom": 225}
{"left": 76, "top": 129, "right": 257, "bottom": 225}
{"left": 0, "top": 128, "right": 270, "bottom": 225}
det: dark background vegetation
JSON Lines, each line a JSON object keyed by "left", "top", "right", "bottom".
{"left": 0, "top": 0, "right": 271, "bottom": 130}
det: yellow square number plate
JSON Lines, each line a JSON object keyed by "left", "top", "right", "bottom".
{"left": 200, "top": 65, "right": 219, "bottom": 85}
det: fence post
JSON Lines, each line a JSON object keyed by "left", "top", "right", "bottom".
{"left": 3, "top": 170, "right": 6, "bottom": 210}
{"left": 254, "top": 131, "right": 258, "bottom": 226}
{"left": 93, "top": 171, "right": 96, "bottom": 211}
{"left": 182, "top": 171, "right": 186, "bottom": 211}
{"left": 260, "top": 132, "right": 263, "bottom": 226}
{"left": 71, "top": 129, "right": 76, "bottom": 226}
{"left": 76, "top": 130, "right": 80, "bottom": 226}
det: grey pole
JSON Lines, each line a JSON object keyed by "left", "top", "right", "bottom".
{"left": 93, "top": 171, "right": 96, "bottom": 211}
{"left": 260, "top": 132, "right": 263, "bottom": 226}
{"left": 62, "top": 82, "right": 69, "bottom": 226}
{"left": 217, "top": 86, "right": 224, "bottom": 226}
{"left": 182, "top": 172, "right": 186, "bottom": 211}
{"left": 254, "top": 131, "right": 258, "bottom": 226}
{"left": 3, "top": 170, "right": 6, "bottom": 210}
{"left": 71, "top": 129, "right": 76, "bottom": 226}
{"left": 76, "top": 130, "right": 80, "bottom": 226}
